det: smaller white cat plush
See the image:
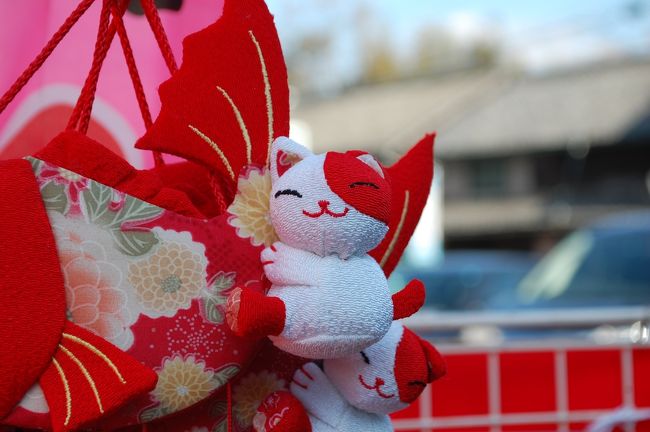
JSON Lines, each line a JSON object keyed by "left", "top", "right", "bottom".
{"left": 252, "top": 322, "right": 446, "bottom": 432}
{"left": 226, "top": 137, "right": 424, "bottom": 359}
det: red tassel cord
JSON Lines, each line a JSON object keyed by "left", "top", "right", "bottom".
{"left": 110, "top": 3, "right": 165, "bottom": 166}
{"left": 67, "top": 0, "right": 116, "bottom": 133}
{"left": 140, "top": 0, "right": 178, "bottom": 74}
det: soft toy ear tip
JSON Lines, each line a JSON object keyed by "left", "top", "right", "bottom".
{"left": 356, "top": 153, "right": 384, "bottom": 178}
{"left": 422, "top": 340, "right": 446, "bottom": 382}
{"left": 271, "top": 136, "right": 293, "bottom": 153}
{"left": 272, "top": 136, "right": 290, "bottom": 145}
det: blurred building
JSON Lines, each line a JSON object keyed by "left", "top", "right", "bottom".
{"left": 294, "top": 58, "right": 650, "bottom": 251}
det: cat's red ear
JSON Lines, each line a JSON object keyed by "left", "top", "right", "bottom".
{"left": 270, "top": 137, "right": 313, "bottom": 182}
{"left": 421, "top": 339, "right": 446, "bottom": 382}
{"left": 356, "top": 154, "right": 384, "bottom": 178}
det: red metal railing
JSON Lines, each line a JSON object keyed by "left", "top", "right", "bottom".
{"left": 393, "top": 309, "right": 650, "bottom": 432}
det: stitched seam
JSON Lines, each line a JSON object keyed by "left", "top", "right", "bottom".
{"left": 62, "top": 333, "right": 126, "bottom": 384}
{"left": 188, "top": 124, "right": 236, "bottom": 180}
{"left": 248, "top": 30, "right": 274, "bottom": 164}
{"left": 380, "top": 190, "right": 410, "bottom": 267}
{"left": 216, "top": 85, "right": 252, "bottom": 164}
{"left": 52, "top": 357, "right": 72, "bottom": 426}
{"left": 59, "top": 345, "right": 104, "bottom": 413}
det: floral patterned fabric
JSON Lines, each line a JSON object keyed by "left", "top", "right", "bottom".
{"left": 6, "top": 159, "right": 276, "bottom": 429}
{"left": 227, "top": 166, "right": 278, "bottom": 247}
{"left": 130, "top": 339, "right": 307, "bottom": 432}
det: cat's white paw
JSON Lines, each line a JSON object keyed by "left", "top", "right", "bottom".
{"left": 261, "top": 242, "right": 317, "bottom": 286}
{"left": 261, "top": 242, "right": 284, "bottom": 283}
{"left": 290, "top": 363, "right": 343, "bottom": 421}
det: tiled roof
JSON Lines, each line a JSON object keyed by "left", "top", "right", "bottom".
{"left": 294, "top": 59, "right": 650, "bottom": 160}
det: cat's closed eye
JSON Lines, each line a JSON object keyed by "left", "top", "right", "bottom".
{"left": 349, "top": 181, "right": 379, "bottom": 189}
{"left": 274, "top": 189, "right": 303, "bottom": 199}
{"left": 360, "top": 351, "right": 370, "bottom": 364}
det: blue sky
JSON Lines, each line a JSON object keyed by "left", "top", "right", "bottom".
{"left": 266, "top": 0, "right": 650, "bottom": 88}
{"left": 377, "top": 0, "right": 623, "bottom": 27}
{"left": 380, "top": 0, "right": 649, "bottom": 46}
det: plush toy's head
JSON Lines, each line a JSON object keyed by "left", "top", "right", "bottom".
{"left": 269, "top": 137, "right": 391, "bottom": 259}
{"left": 323, "top": 322, "right": 445, "bottom": 415}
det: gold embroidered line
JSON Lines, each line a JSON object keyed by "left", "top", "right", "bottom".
{"left": 62, "top": 333, "right": 126, "bottom": 384}
{"left": 52, "top": 358, "right": 72, "bottom": 426}
{"left": 216, "top": 86, "right": 252, "bottom": 164}
{"left": 248, "top": 30, "right": 274, "bottom": 164}
{"left": 380, "top": 190, "right": 410, "bottom": 268}
{"left": 59, "top": 345, "right": 104, "bottom": 413}
{"left": 188, "top": 124, "right": 236, "bottom": 181}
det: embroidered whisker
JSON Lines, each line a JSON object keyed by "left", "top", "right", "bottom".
{"left": 216, "top": 85, "right": 252, "bottom": 164}
{"left": 248, "top": 30, "right": 274, "bottom": 163}
{"left": 52, "top": 358, "right": 72, "bottom": 426}
{"left": 59, "top": 345, "right": 104, "bottom": 413}
{"left": 62, "top": 333, "right": 126, "bottom": 384}
{"left": 380, "top": 190, "right": 410, "bottom": 267}
{"left": 188, "top": 124, "right": 236, "bottom": 180}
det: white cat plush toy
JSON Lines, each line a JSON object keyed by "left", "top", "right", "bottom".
{"left": 252, "top": 322, "right": 446, "bottom": 432}
{"left": 226, "top": 137, "right": 424, "bottom": 359}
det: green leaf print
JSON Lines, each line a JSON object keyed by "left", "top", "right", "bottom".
{"left": 212, "top": 420, "right": 228, "bottom": 432}
{"left": 203, "top": 272, "right": 236, "bottom": 324}
{"left": 26, "top": 157, "right": 42, "bottom": 175}
{"left": 113, "top": 229, "right": 159, "bottom": 257}
{"left": 40, "top": 182, "right": 68, "bottom": 214}
{"left": 81, "top": 178, "right": 163, "bottom": 257}
{"left": 211, "top": 400, "right": 228, "bottom": 418}
{"left": 139, "top": 405, "right": 164, "bottom": 423}
{"left": 82, "top": 181, "right": 114, "bottom": 225}
{"left": 102, "top": 194, "right": 164, "bottom": 230}
{"left": 212, "top": 364, "right": 241, "bottom": 390}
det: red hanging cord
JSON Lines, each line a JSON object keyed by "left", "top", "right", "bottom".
{"left": 140, "top": 0, "right": 178, "bottom": 74}
{"left": 111, "top": 6, "right": 152, "bottom": 129}
{"left": 110, "top": 3, "right": 165, "bottom": 166}
{"left": 0, "top": 0, "right": 97, "bottom": 116}
{"left": 67, "top": 0, "right": 117, "bottom": 133}
{"left": 0, "top": 0, "right": 177, "bottom": 165}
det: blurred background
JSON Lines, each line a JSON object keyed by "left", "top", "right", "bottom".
{"left": 269, "top": 0, "right": 650, "bottom": 253}
{"left": 0, "top": 0, "right": 648, "bottom": 430}
{"left": 264, "top": 2, "right": 650, "bottom": 430}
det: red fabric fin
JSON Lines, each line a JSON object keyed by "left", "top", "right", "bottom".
{"left": 0, "top": 159, "right": 66, "bottom": 418}
{"left": 39, "top": 321, "right": 157, "bottom": 432}
{"left": 392, "top": 279, "right": 425, "bottom": 320}
{"left": 370, "top": 134, "right": 436, "bottom": 276}
{"left": 136, "top": 0, "right": 290, "bottom": 186}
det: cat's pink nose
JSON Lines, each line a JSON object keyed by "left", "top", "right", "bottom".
{"left": 375, "top": 377, "right": 385, "bottom": 386}
{"left": 318, "top": 200, "right": 330, "bottom": 209}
